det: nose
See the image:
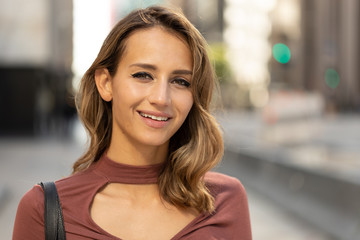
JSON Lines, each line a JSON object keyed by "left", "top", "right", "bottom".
{"left": 148, "top": 79, "right": 171, "bottom": 106}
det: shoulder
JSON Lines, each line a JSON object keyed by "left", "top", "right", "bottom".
{"left": 202, "top": 172, "right": 252, "bottom": 238}
{"left": 205, "top": 171, "right": 246, "bottom": 198}
{"left": 17, "top": 184, "right": 44, "bottom": 215}
{"left": 205, "top": 172, "right": 249, "bottom": 213}
{"left": 13, "top": 185, "right": 45, "bottom": 239}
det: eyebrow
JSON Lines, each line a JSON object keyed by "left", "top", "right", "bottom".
{"left": 130, "top": 63, "right": 193, "bottom": 75}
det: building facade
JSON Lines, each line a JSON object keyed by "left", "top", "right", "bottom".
{"left": 0, "top": 0, "right": 74, "bottom": 135}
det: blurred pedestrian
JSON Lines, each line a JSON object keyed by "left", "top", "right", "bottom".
{"left": 13, "top": 6, "right": 251, "bottom": 240}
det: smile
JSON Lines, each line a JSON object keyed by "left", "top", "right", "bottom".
{"left": 139, "top": 112, "right": 169, "bottom": 121}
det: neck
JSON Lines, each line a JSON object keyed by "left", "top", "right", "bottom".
{"left": 106, "top": 136, "right": 169, "bottom": 166}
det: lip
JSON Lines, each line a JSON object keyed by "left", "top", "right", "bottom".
{"left": 137, "top": 110, "right": 172, "bottom": 129}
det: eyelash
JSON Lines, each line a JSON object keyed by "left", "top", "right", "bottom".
{"left": 172, "top": 78, "right": 191, "bottom": 88}
{"left": 131, "top": 72, "right": 191, "bottom": 88}
{"left": 131, "top": 72, "right": 153, "bottom": 80}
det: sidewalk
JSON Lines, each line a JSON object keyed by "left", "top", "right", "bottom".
{"left": 217, "top": 110, "right": 360, "bottom": 184}
{"left": 0, "top": 137, "right": 84, "bottom": 239}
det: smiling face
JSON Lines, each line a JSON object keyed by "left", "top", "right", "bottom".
{"left": 95, "top": 27, "right": 194, "bottom": 155}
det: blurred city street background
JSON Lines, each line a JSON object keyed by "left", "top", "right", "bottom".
{"left": 1, "top": 0, "right": 359, "bottom": 239}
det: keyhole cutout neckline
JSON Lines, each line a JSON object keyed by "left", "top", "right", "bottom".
{"left": 89, "top": 155, "right": 205, "bottom": 240}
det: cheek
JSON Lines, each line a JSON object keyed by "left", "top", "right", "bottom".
{"left": 179, "top": 93, "right": 194, "bottom": 118}
{"left": 112, "top": 82, "right": 143, "bottom": 107}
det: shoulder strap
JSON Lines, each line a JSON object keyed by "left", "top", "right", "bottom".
{"left": 40, "top": 182, "right": 66, "bottom": 240}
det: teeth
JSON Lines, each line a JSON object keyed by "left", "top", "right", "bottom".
{"left": 140, "top": 112, "right": 169, "bottom": 121}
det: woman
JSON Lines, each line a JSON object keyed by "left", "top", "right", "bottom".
{"left": 13, "top": 6, "right": 252, "bottom": 240}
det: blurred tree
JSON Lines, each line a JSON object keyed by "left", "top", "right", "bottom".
{"left": 209, "top": 43, "right": 233, "bottom": 85}
{"left": 209, "top": 43, "right": 252, "bottom": 109}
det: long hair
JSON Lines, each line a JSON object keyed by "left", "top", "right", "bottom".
{"left": 73, "top": 6, "right": 223, "bottom": 213}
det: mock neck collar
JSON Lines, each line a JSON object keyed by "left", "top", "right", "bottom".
{"left": 93, "top": 155, "right": 164, "bottom": 184}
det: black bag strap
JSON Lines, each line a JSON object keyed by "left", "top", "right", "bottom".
{"left": 40, "top": 182, "right": 66, "bottom": 240}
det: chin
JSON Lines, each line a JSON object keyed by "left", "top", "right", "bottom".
{"left": 137, "top": 133, "right": 171, "bottom": 148}
{"left": 141, "top": 138, "right": 169, "bottom": 147}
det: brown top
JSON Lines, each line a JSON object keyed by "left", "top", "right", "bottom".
{"left": 13, "top": 155, "right": 252, "bottom": 239}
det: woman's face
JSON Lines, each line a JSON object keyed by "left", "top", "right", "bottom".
{"left": 99, "top": 27, "right": 194, "bottom": 149}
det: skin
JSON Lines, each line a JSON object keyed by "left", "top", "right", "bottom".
{"left": 92, "top": 27, "right": 198, "bottom": 239}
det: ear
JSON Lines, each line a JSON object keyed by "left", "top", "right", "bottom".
{"left": 95, "top": 68, "right": 113, "bottom": 102}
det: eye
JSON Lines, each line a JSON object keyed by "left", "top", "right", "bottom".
{"left": 131, "top": 72, "right": 153, "bottom": 80}
{"left": 172, "top": 78, "right": 191, "bottom": 88}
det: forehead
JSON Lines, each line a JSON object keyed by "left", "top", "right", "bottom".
{"left": 125, "top": 26, "right": 189, "bottom": 47}
{"left": 140, "top": 25, "right": 185, "bottom": 38}
{"left": 121, "top": 27, "right": 192, "bottom": 64}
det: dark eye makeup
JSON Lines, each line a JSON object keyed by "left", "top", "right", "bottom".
{"left": 131, "top": 72, "right": 153, "bottom": 80}
{"left": 172, "top": 78, "right": 191, "bottom": 88}
{"left": 131, "top": 72, "right": 191, "bottom": 88}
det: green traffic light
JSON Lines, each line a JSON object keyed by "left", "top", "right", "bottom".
{"left": 273, "top": 43, "right": 291, "bottom": 64}
{"left": 325, "top": 68, "right": 340, "bottom": 89}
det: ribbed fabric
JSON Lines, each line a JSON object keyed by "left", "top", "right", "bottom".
{"left": 94, "top": 155, "right": 164, "bottom": 184}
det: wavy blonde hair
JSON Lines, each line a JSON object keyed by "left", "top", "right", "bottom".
{"left": 73, "top": 6, "right": 223, "bottom": 213}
